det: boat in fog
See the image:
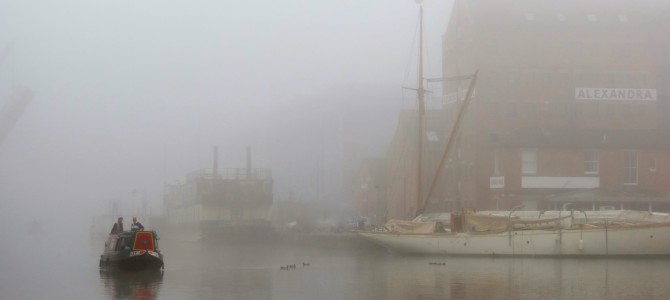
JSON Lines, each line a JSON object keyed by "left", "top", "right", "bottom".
{"left": 160, "top": 147, "right": 275, "bottom": 241}
{"left": 358, "top": 209, "right": 670, "bottom": 256}
{"left": 100, "top": 230, "right": 164, "bottom": 270}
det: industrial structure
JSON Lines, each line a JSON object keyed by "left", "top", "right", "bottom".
{"left": 163, "top": 147, "right": 274, "bottom": 239}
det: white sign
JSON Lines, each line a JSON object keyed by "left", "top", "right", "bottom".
{"left": 575, "top": 88, "right": 656, "bottom": 101}
{"left": 490, "top": 176, "right": 505, "bottom": 189}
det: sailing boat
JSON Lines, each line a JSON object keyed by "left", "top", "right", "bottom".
{"left": 356, "top": 2, "right": 670, "bottom": 256}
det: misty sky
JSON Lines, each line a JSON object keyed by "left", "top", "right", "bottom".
{"left": 0, "top": 0, "right": 451, "bottom": 230}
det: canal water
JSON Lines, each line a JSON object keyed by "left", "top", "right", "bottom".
{"left": 2, "top": 232, "right": 670, "bottom": 300}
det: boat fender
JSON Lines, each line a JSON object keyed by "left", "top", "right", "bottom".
{"left": 578, "top": 239, "right": 584, "bottom": 251}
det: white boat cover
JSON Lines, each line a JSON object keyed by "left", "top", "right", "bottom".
{"left": 384, "top": 219, "right": 437, "bottom": 233}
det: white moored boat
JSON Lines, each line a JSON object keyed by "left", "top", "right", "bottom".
{"left": 358, "top": 210, "right": 670, "bottom": 256}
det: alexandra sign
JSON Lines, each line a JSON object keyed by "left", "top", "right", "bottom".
{"left": 575, "top": 88, "right": 657, "bottom": 101}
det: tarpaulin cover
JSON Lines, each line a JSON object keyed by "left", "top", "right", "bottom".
{"left": 384, "top": 219, "right": 436, "bottom": 233}
{"left": 464, "top": 214, "right": 512, "bottom": 232}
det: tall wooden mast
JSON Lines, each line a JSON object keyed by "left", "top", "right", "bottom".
{"left": 416, "top": 1, "right": 425, "bottom": 218}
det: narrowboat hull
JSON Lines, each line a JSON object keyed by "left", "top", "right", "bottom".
{"left": 100, "top": 230, "right": 164, "bottom": 271}
{"left": 100, "top": 250, "right": 164, "bottom": 271}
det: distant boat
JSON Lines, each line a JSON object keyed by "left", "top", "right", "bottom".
{"left": 100, "top": 230, "right": 164, "bottom": 270}
{"left": 162, "top": 147, "right": 275, "bottom": 241}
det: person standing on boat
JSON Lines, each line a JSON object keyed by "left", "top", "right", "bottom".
{"left": 131, "top": 217, "right": 144, "bottom": 231}
{"left": 110, "top": 217, "right": 124, "bottom": 234}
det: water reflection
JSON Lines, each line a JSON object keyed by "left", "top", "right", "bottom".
{"left": 377, "top": 256, "right": 670, "bottom": 300}
{"left": 87, "top": 238, "right": 670, "bottom": 300}
{"left": 99, "top": 269, "right": 163, "bottom": 299}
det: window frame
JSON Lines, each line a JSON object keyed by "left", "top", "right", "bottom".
{"left": 584, "top": 150, "right": 599, "bottom": 175}
{"left": 522, "top": 149, "right": 537, "bottom": 175}
{"left": 623, "top": 151, "right": 638, "bottom": 186}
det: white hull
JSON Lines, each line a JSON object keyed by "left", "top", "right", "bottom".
{"left": 358, "top": 224, "right": 670, "bottom": 256}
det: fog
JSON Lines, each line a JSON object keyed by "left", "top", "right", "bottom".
{"left": 0, "top": 1, "right": 451, "bottom": 233}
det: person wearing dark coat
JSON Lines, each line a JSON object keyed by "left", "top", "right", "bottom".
{"left": 110, "top": 217, "right": 124, "bottom": 234}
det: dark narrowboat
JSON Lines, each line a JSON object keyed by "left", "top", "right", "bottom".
{"left": 99, "top": 230, "right": 164, "bottom": 271}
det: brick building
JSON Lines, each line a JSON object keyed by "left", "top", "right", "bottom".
{"left": 435, "top": 0, "right": 670, "bottom": 212}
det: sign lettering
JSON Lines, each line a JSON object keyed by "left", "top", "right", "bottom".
{"left": 575, "top": 88, "right": 657, "bottom": 101}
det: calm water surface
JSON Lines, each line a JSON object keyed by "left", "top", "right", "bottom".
{"left": 2, "top": 233, "right": 670, "bottom": 299}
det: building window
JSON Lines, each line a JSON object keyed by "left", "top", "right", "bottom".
{"left": 522, "top": 149, "right": 537, "bottom": 175}
{"left": 624, "top": 151, "right": 638, "bottom": 185}
{"left": 584, "top": 150, "right": 599, "bottom": 174}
